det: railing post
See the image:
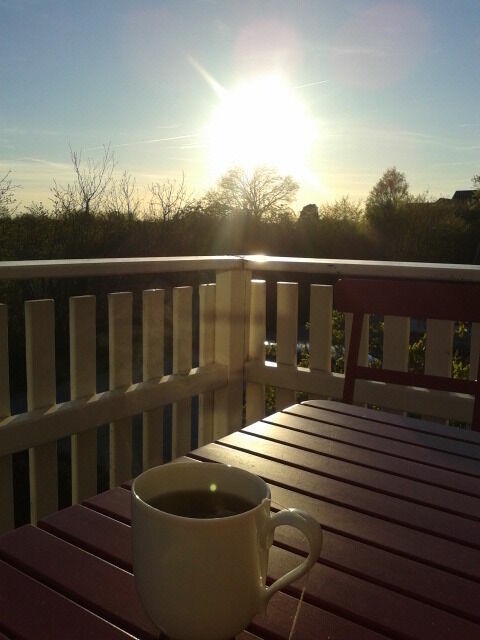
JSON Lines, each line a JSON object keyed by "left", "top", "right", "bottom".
{"left": 246, "top": 280, "right": 266, "bottom": 424}
{"left": 0, "top": 304, "right": 13, "bottom": 533}
{"left": 213, "top": 268, "right": 250, "bottom": 438}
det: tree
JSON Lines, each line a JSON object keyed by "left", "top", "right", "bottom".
{"left": 0, "top": 171, "right": 19, "bottom": 217}
{"left": 298, "top": 203, "right": 319, "bottom": 223}
{"left": 148, "top": 173, "right": 191, "bottom": 222}
{"left": 319, "top": 197, "right": 363, "bottom": 222}
{"left": 51, "top": 144, "right": 115, "bottom": 216}
{"left": 213, "top": 166, "right": 299, "bottom": 221}
{"left": 471, "top": 173, "right": 480, "bottom": 210}
{"left": 365, "top": 166, "right": 410, "bottom": 215}
{"left": 105, "top": 170, "right": 141, "bottom": 219}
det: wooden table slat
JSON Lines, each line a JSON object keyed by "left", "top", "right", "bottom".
{"left": 268, "top": 546, "right": 480, "bottom": 640}
{"left": 186, "top": 445, "right": 480, "bottom": 581}
{"left": 84, "top": 486, "right": 132, "bottom": 523}
{"left": 260, "top": 415, "right": 480, "bottom": 496}
{"left": 191, "top": 441, "right": 480, "bottom": 549}
{"left": 275, "top": 408, "right": 480, "bottom": 478}
{"left": 233, "top": 427, "right": 480, "bottom": 519}
{"left": 0, "top": 525, "right": 159, "bottom": 640}
{"left": 39, "top": 504, "right": 132, "bottom": 572}
{"left": 288, "top": 405, "right": 480, "bottom": 467}
{"left": 249, "top": 590, "right": 392, "bottom": 640}
{"left": 304, "top": 399, "right": 480, "bottom": 446}
{"left": 38, "top": 493, "right": 480, "bottom": 639}
{"left": 0, "top": 559, "right": 135, "bottom": 640}
{"left": 41, "top": 492, "right": 480, "bottom": 624}
{"left": 40, "top": 508, "right": 392, "bottom": 639}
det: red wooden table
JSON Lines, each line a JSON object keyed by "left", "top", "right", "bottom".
{"left": 0, "top": 399, "right": 479, "bottom": 639}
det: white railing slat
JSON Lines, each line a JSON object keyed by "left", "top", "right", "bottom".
{"left": 172, "top": 287, "right": 192, "bottom": 458}
{"left": 425, "top": 319, "right": 453, "bottom": 423}
{"left": 383, "top": 315, "right": 410, "bottom": 414}
{"left": 383, "top": 316, "right": 410, "bottom": 371}
{"left": 276, "top": 282, "right": 298, "bottom": 410}
{"left": 309, "top": 285, "right": 332, "bottom": 373}
{"left": 142, "top": 289, "right": 165, "bottom": 470}
{"left": 26, "top": 299, "right": 57, "bottom": 523}
{"left": 425, "top": 319, "right": 453, "bottom": 377}
{"left": 70, "top": 296, "right": 97, "bottom": 503}
{"left": 246, "top": 280, "right": 266, "bottom": 424}
{"left": 198, "top": 284, "right": 216, "bottom": 447}
{"left": 309, "top": 285, "right": 332, "bottom": 401}
{"left": 470, "top": 323, "right": 480, "bottom": 382}
{"left": 0, "top": 304, "right": 14, "bottom": 532}
{"left": 108, "top": 292, "right": 133, "bottom": 486}
{"left": 213, "top": 269, "right": 250, "bottom": 438}
{"left": 469, "top": 323, "right": 480, "bottom": 429}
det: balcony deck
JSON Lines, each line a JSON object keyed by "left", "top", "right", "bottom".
{"left": 1, "top": 255, "right": 480, "bottom": 636}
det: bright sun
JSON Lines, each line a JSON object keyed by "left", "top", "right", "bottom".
{"left": 203, "top": 74, "right": 317, "bottom": 181}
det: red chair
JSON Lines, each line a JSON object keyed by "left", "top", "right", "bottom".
{"left": 333, "top": 278, "right": 480, "bottom": 430}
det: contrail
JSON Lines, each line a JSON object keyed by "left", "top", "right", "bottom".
{"left": 113, "top": 134, "right": 199, "bottom": 148}
{"left": 87, "top": 134, "right": 199, "bottom": 151}
{"left": 295, "top": 80, "right": 329, "bottom": 89}
{"left": 187, "top": 55, "right": 226, "bottom": 98}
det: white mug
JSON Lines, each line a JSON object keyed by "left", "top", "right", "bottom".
{"left": 131, "top": 462, "right": 322, "bottom": 640}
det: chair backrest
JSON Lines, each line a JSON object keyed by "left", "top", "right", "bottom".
{"left": 333, "top": 278, "right": 480, "bottom": 430}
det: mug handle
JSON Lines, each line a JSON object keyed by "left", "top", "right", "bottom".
{"left": 261, "top": 508, "right": 322, "bottom": 607}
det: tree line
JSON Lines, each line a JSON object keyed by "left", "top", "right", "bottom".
{"left": 1, "top": 147, "right": 480, "bottom": 265}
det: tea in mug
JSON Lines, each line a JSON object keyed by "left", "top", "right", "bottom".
{"left": 146, "top": 489, "right": 256, "bottom": 519}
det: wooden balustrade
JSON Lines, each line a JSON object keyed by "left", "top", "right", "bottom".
{"left": 1, "top": 256, "right": 480, "bottom": 533}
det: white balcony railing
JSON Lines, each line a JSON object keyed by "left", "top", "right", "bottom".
{"left": 1, "top": 255, "right": 480, "bottom": 533}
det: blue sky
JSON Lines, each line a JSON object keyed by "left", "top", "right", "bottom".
{"left": 1, "top": 0, "right": 480, "bottom": 210}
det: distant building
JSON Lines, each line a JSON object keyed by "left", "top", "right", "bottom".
{"left": 452, "top": 190, "right": 475, "bottom": 202}
{"left": 433, "top": 190, "right": 476, "bottom": 206}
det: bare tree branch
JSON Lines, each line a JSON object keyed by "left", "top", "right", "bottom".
{"left": 148, "top": 172, "right": 191, "bottom": 222}
{"left": 51, "top": 144, "right": 115, "bottom": 216}
{"left": 105, "top": 170, "right": 141, "bottom": 219}
{"left": 0, "top": 171, "right": 20, "bottom": 217}
{"left": 215, "top": 166, "right": 298, "bottom": 220}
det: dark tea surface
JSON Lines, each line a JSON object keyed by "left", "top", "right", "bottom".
{"left": 146, "top": 489, "right": 256, "bottom": 518}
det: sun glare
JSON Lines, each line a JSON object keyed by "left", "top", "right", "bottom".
{"left": 203, "top": 75, "right": 317, "bottom": 181}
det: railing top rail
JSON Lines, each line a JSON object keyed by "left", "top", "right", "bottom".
{"left": 243, "top": 256, "right": 480, "bottom": 281}
{"left": 1, "top": 254, "right": 480, "bottom": 282}
{"left": 0, "top": 256, "right": 243, "bottom": 280}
